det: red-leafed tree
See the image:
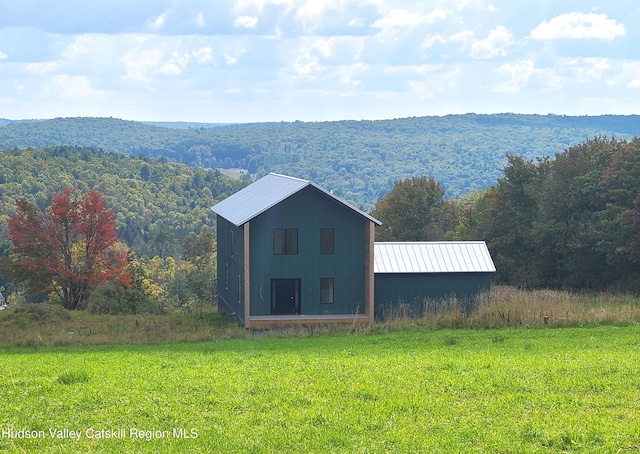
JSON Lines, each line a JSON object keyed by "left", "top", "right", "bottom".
{"left": 5, "top": 189, "right": 130, "bottom": 309}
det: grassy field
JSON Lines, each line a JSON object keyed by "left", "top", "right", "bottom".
{"left": 2, "top": 325, "right": 640, "bottom": 453}
{"left": 0, "top": 303, "right": 247, "bottom": 347}
{"left": 2, "top": 287, "right": 640, "bottom": 347}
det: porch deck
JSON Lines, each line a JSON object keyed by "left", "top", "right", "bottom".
{"left": 248, "top": 314, "right": 371, "bottom": 329}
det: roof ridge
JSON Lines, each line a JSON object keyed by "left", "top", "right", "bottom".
{"left": 213, "top": 172, "right": 380, "bottom": 226}
{"left": 268, "top": 172, "right": 310, "bottom": 184}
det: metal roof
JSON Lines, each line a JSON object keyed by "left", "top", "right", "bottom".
{"left": 211, "top": 173, "right": 381, "bottom": 226}
{"left": 374, "top": 241, "right": 496, "bottom": 274}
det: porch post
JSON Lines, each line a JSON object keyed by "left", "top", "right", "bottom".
{"left": 364, "top": 219, "right": 375, "bottom": 325}
{"left": 244, "top": 221, "right": 251, "bottom": 328}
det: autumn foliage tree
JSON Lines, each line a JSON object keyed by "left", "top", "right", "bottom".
{"left": 5, "top": 189, "right": 130, "bottom": 309}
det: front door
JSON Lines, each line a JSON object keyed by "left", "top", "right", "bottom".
{"left": 271, "top": 279, "right": 301, "bottom": 315}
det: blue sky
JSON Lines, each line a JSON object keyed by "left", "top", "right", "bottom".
{"left": 0, "top": 0, "right": 638, "bottom": 123}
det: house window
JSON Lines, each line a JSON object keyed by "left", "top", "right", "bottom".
{"left": 274, "top": 229, "right": 298, "bottom": 255}
{"left": 320, "top": 278, "right": 334, "bottom": 304}
{"left": 321, "top": 228, "right": 334, "bottom": 254}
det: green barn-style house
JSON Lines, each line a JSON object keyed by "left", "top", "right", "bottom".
{"left": 212, "top": 173, "right": 496, "bottom": 328}
{"left": 211, "top": 173, "right": 381, "bottom": 328}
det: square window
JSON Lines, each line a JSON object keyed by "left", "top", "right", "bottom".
{"left": 274, "top": 229, "right": 298, "bottom": 255}
{"left": 320, "top": 278, "right": 334, "bottom": 304}
{"left": 321, "top": 228, "right": 334, "bottom": 254}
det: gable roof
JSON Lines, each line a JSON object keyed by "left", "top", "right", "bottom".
{"left": 374, "top": 241, "right": 496, "bottom": 274}
{"left": 211, "top": 173, "right": 381, "bottom": 227}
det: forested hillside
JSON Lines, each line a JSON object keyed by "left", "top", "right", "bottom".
{"left": 2, "top": 132, "right": 640, "bottom": 301}
{"left": 456, "top": 137, "right": 640, "bottom": 291}
{"left": 1, "top": 115, "right": 638, "bottom": 209}
{"left": 0, "top": 146, "right": 245, "bottom": 259}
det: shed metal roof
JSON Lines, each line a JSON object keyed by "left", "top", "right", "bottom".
{"left": 211, "top": 173, "right": 381, "bottom": 226}
{"left": 374, "top": 241, "right": 496, "bottom": 274}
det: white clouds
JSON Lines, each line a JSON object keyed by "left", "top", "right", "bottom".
{"left": 233, "top": 0, "right": 365, "bottom": 35}
{"left": 531, "top": 13, "right": 625, "bottom": 41}
{"left": 51, "top": 75, "right": 105, "bottom": 99}
{"left": 337, "top": 62, "right": 366, "bottom": 87}
{"left": 26, "top": 62, "right": 59, "bottom": 75}
{"left": 628, "top": 62, "right": 640, "bottom": 89}
{"left": 407, "top": 66, "right": 460, "bottom": 100}
{"left": 151, "top": 12, "right": 167, "bottom": 30}
{"left": 570, "top": 57, "right": 611, "bottom": 81}
{"left": 224, "top": 48, "right": 247, "bottom": 65}
{"left": 384, "top": 64, "right": 442, "bottom": 77}
{"left": 123, "top": 45, "right": 165, "bottom": 81}
{"left": 371, "top": 8, "right": 447, "bottom": 30}
{"left": 0, "top": 1, "right": 639, "bottom": 121}
{"left": 422, "top": 25, "right": 514, "bottom": 61}
{"left": 491, "top": 56, "right": 617, "bottom": 97}
{"left": 123, "top": 42, "right": 214, "bottom": 81}
{"left": 235, "top": 16, "right": 259, "bottom": 28}
{"left": 196, "top": 12, "right": 206, "bottom": 28}
{"left": 288, "top": 35, "right": 366, "bottom": 81}
{"left": 470, "top": 25, "right": 514, "bottom": 59}
{"left": 492, "top": 60, "right": 536, "bottom": 94}
{"left": 62, "top": 36, "right": 92, "bottom": 59}
{"left": 234, "top": 0, "right": 296, "bottom": 12}
{"left": 192, "top": 46, "right": 214, "bottom": 63}
{"left": 423, "top": 31, "right": 474, "bottom": 52}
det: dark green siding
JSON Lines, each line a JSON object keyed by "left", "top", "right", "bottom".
{"left": 249, "top": 186, "right": 367, "bottom": 316}
{"left": 374, "top": 272, "right": 491, "bottom": 320}
{"left": 216, "top": 216, "right": 245, "bottom": 324}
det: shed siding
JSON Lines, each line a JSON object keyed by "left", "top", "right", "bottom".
{"left": 374, "top": 272, "right": 491, "bottom": 320}
{"left": 216, "top": 216, "right": 246, "bottom": 324}
{"left": 249, "top": 186, "right": 367, "bottom": 316}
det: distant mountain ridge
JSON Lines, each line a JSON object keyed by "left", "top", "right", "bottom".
{"left": 1, "top": 114, "right": 638, "bottom": 209}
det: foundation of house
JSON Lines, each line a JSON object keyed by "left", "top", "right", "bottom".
{"left": 247, "top": 314, "right": 371, "bottom": 329}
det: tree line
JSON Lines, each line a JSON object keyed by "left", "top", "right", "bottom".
{"left": 1, "top": 115, "right": 638, "bottom": 210}
{"left": 374, "top": 137, "right": 640, "bottom": 292}
{"left": 3, "top": 136, "right": 640, "bottom": 313}
{"left": 0, "top": 146, "right": 246, "bottom": 312}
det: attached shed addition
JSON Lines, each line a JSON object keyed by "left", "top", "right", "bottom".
{"left": 374, "top": 241, "right": 496, "bottom": 320}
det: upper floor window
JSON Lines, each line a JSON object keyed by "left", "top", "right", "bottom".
{"left": 274, "top": 229, "right": 298, "bottom": 255}
{"left": 321, "top": 228, "right": 334, "bottom": 254}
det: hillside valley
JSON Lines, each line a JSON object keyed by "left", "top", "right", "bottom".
{"left": 2, "top": 114, "right": 639, "bottom": 210}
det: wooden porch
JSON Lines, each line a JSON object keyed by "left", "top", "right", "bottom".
{"left": 248, "top": 314, "right": 371, "bottom": 329}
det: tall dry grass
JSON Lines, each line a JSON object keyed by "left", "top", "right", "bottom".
{"left": 0, "top": 303, "right": 249, "bottom": 347}
{"left": 2, "top": 287, "right": 640, "bottom": 347}
{"left": 381, "top": 286, "right": 640, "bottom": 329}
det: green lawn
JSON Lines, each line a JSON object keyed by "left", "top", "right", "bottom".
{"left": 2, "top": 326, "right": 640, "bottom": 452}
